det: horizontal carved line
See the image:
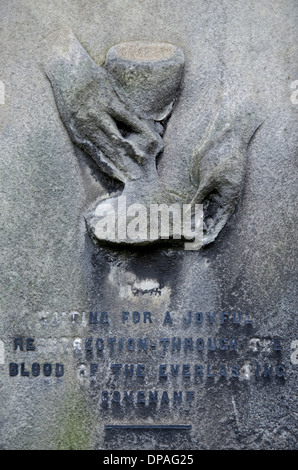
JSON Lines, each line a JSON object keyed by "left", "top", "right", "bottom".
{"left": 105, "top": 424, "right": 192, "bottom": 431}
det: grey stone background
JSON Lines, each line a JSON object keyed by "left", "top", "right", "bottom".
{"left": 0, "top": 0, "right": 297, "bottom": 449}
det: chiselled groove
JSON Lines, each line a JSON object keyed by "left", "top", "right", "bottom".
{"left": 105, "top": 424, "right": 192, "bottom": 431}
{"left": 247, "top": 121, "right": 264, "bottom": 149}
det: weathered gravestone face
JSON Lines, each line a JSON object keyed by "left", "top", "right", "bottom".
{"left": 0, "top": 0, "right": 297, "bottom": 450}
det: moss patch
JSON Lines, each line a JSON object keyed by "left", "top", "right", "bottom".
{"left": 56, "top": 390, "right": 94, "bottom": 450}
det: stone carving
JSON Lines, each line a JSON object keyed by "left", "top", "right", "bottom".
{"left": 45, "top": 36, "right": 261, "bottom": 248}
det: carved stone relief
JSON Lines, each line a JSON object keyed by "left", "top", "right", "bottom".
{"left": 45, "top": 36, "right": 261, "bottom": 248}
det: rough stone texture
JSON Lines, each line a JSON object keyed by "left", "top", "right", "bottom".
{"left": 0, "top": 0, "right": 297, "bottom": 450}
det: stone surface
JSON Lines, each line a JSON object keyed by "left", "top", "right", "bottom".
{"left": 0, "top": 0, "right": 297, "bottom": 450}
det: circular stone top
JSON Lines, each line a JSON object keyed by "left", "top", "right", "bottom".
{"left": 105, "top": 41, "right": 185, "bottom": 121}
{"left": 106, "top": 42, "right": 183, "bottom": 63}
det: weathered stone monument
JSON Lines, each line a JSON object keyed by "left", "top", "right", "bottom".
{"left": 0, "top": 0, "right": 297, "bottom": 450}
